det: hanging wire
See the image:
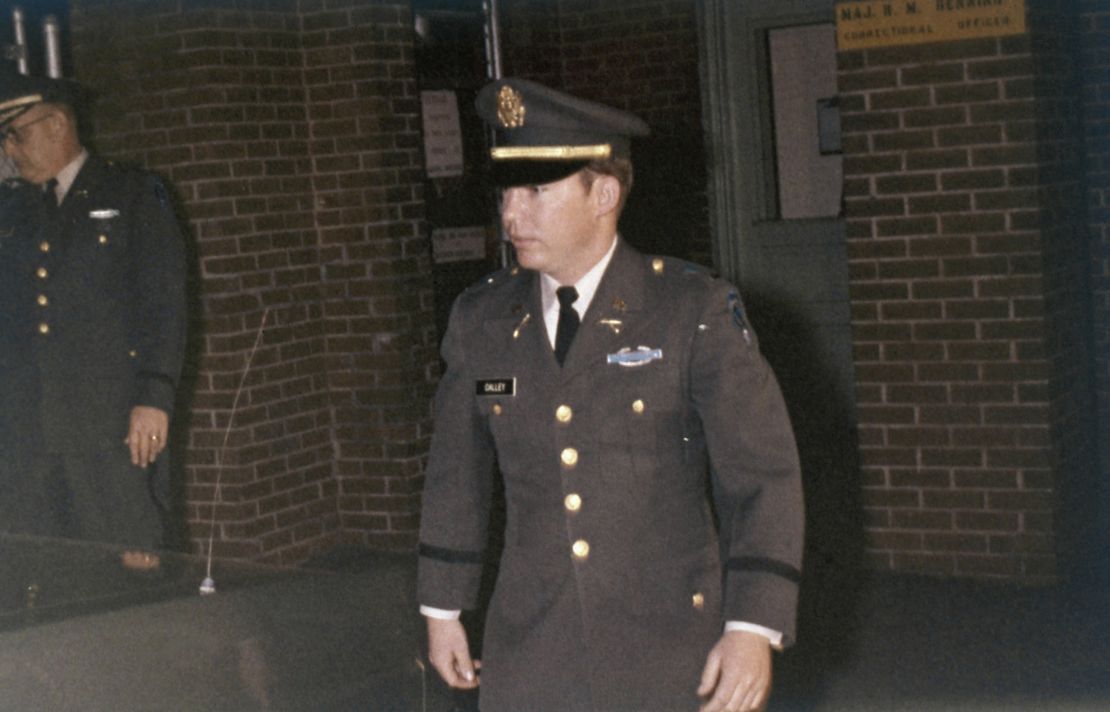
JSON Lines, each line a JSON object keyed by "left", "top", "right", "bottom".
{"left": 200, "top": 307, "right": 270, "bottom": 595}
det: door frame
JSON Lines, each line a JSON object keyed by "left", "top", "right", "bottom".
{"left": 696, "top": 0, "right": 839, "bottom": 285}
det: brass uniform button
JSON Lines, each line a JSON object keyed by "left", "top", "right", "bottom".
{"left": 128, "top": 350, "right": 138, "bottom": 358}
{"left": 560, "top": 447, "right": 578, "bottom": 468}
{"left": 632, "top": 399, "right": 645, "bottom": 414}
{"left": 38, "top": 323, "right": 49, "bottom": 335}
{"left": 98, "top": 234, "right": 108, "bottom": 245}
{"left": 39, "top": 241, "right": 50, "bottom": 252}
{"left": 564, "top": 493, "right": 582, "bottom": 512}
{"left": 572, "top": 539, "right": 590, "bottom": 560}
{"left": 555, "top": 404, "right": 572, "bottom": 423}
{"left": 36, "top": 267, "right": 48, "bottom": 279}
{"left": 652, "top": 258, "right": 664, "bottom": 274}
{"left": 692, "top": 592, "right": 705, "bottom": 610}
{"left": 492, "top": 403, "right": 503, "bottom": 416}
{"left": 36, "top": 294, "right": 48, "bottom": 307}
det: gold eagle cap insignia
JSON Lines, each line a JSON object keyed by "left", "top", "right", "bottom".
{"left": 497, "top": 85, "right": 526, "bottom": 128}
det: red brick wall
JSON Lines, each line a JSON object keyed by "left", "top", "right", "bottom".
{"left": 839, "top": 13, "right": 1096, "bottom": 581}
{"left": 70, "top": 0, "right": 436, "bottom": 564}
{"left": 62, "top": 0, "right": 1103, "bottom": 581}
{"left": 301, "top": 3, "right": 437, "bottom": 553}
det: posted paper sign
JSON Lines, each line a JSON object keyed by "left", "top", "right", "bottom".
{"left": 421, "top": 90, "right": 465, "bottom": 178}
{"left": 432, "top": 226, "right": 487, "bottom": 263}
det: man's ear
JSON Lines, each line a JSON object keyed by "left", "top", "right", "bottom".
{"left": 592, "top": 174, "right": 621, "bottom": 218}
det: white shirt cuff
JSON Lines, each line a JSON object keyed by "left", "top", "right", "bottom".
{"left": 420, "top": 608, "right": 782, "bottom": 648}
{"left": 725, "top": 621, "right": 784, "bottom": 650}
{"left": 420, "top": 605, "right": 461, "bottom": 620}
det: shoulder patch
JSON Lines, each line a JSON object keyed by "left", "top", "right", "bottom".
{"left": 727, "top": 290, "right": 753, "bottom": 346}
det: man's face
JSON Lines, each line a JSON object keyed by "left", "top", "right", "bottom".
{"left": 1, "top": 106, "right": 64, "bottom": 184}
{"left": 501, "top": 171, "right": 600, "bottom": 285}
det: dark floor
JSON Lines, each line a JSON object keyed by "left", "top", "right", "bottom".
{"left": 771, "top": 570, "right": 1110, "bottom": 711}
{"left": 309, "top": 546, "right": 1110, "bottom": 712}
{"left": 2, "top": 536, "right": 1105, "bottom": 710}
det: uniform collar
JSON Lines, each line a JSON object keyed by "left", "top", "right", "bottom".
{"left": 540, "top": 234, "right": 618, "bottom": 319}
{"left": 539, "top": 235, "right": 618, "bottom": 346}
{"left": 51, "top": 148, "right": 88, "bottom": 203}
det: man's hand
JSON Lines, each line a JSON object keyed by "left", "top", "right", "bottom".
{"left": 427, "top": 617, "right": 480, "bottom": 689}
{"left": 125, "top": 406, "right": 169, "bottom": 468}
{"left": 697, "top": 630, "right": 772, "bottom": 712}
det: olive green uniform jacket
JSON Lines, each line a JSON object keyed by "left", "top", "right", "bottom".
{"left": 417, "top": 240, "right": 803, "bottom": 712}
{"left": 0, "top": 156, "right": 186, "bottom": 546}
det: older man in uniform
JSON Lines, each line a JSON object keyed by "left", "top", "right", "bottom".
{"left": 417, "top": 79, "right": 804, "bottom": 712}
{"left": 0, "top": 73, "right": 186, "bottom": 557}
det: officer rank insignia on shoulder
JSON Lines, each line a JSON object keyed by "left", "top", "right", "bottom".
{"left": 469, "top": 264, "right": 524, "bottom": 293}
{"left": 648, "top": 254, "right": 712, "bottom": 280}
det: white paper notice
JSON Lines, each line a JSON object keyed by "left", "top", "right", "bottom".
{"left": 432, "top": 226, "right": 487, "bottom": 263}
{"left": 421, "top": 90, "right": 464, "bottom": 178}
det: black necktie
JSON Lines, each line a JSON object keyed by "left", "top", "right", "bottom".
{"left": 554, "top": 286, "right": 580, "bottom": 366}
{"left": 42, "top": 178, "right": 58, "bottom": 213}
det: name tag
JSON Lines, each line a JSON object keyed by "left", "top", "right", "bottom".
{"left": 476, "top": 378, "right": 515, "bottom": 396}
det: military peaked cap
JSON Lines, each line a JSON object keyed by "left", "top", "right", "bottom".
{"left": 0, "top": 70, "right": 84, "bottom": 129}
{"left": 475, "top": 78, "right": 650, "bottom": 187}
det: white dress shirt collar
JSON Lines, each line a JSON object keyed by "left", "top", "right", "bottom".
{"left": 540, "top": 235, "right": 619, "bottom": 347}
{"left": 50, "top": 149, "right": 88, "bottom": 204}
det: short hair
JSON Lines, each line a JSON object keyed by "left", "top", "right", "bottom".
{"left": 578, "top": 157, "right": 634, "bottom": 213}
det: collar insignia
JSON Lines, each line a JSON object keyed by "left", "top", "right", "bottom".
{"left": 598, "top": 318, "right": 623, "bottom": 335}
{"left": 512, "top": 313, "right": 531, "bottom": 340}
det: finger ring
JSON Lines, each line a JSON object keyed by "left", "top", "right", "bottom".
{"left": 150, "top": 435, "right": 159, "bottom": 442}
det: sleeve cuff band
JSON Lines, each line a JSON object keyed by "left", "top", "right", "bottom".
{"left": 418, "top": 542, "right": 484, "bottom": 564}
{"left": 726, "top": 556, "right": 802, "bottom": 584}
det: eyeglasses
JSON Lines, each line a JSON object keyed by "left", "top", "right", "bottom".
{"left": 1, "top": 113, "right": 53, "bottom": 145}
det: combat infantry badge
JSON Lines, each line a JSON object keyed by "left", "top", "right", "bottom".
{"left": 607, "top": 346, "right": 663, "bottom": 367}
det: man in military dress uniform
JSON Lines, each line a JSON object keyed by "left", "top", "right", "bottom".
{"left": 417, "top": 79, "right": 804, "bottom": 712}
{"left": 0, "top": 73, "right": 186, "bottom": 555}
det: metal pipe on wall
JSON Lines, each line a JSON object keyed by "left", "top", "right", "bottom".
{"left": 11, "top": 7, "right": 29, "bottom": 75}
{"left": 482, "top": 0, "right": 502, "bottom": 80}
{"left": 43, "top": 14, "right": 62, "bottom": 78}
{"left": 481, "top": 0, "right": 512, "bottom": 267}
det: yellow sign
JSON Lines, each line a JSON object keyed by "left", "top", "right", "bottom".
{"left": 836, "top": 0, "right": 1026, "bottom": 51}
